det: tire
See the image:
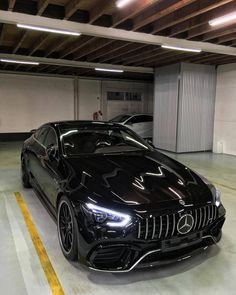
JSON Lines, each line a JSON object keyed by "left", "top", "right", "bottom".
{"left": 21, "top": 156, "right": 32, "bottom": 188}
{"left": 57, "top": 196, "right": 78, "bottom": 261}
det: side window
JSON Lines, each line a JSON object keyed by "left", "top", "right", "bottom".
{"left": 128, "top": 116, "right": 143, "bottom": 124}
{"left": 44, "top": 128, "right": 57, "bottom": 148}
{"left": 35, "top": 127, "right": 49, "bottom": 144}
{"left": 141, "top": 115, "right": 153, "bottom": 122}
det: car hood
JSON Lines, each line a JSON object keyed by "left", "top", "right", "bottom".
{"left": 66, "top": 150, "right": 213, "bottom": 209}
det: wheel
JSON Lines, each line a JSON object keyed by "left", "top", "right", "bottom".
{"left": 57, "top": 196, "right": 78, "bottom": 261}
{"left": 21, "top": 156, "right": 32, "bottom": 188}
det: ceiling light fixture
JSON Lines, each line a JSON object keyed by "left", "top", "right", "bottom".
{"left": 209, "top": 12, "right": 236, "bottom": 26}
{"left": 0, "top": 59, "right": 40, "bottom": 65}
{"left": 161, "top": 45, "right": 202, "bottom": 53}
{"left": 17, "top": 24, "right": 81, "bottom": 36}
{"left": 116, "top": 0, "right": 135, "bottom": 8}
{"left": 95, "top": 68, "right": 124, "bottom": 73}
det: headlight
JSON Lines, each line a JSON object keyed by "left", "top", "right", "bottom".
{"left": 195, "top": 172, "right": 221, "bottom": 207}
{"left": 86, "top": 203, "right": 131, "bottom": 227}
{"left": 195, "top": 171, "right": 221, "bottom": 207}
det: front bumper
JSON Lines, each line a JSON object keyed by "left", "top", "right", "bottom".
{"left": 86, "top": 215, "right": 225, "bottom": 272}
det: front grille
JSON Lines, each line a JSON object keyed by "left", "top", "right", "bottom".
{"left": 137, "top": 204, "right": 218, "bottom": 240}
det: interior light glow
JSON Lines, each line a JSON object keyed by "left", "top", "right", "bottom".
{"left": 209, "top": 12, "right": 236, "bottom": 26}
{"left": 17, "top": 24, "right": 81, "bottom": 36}
{"left": 95, "top": 68, "right": 124, "bottom": 73}
{"left": 116, "top": 0, "right": 135, "bottom": 8}
{"left": 0, "top": 59, "right": 39, "bottom": 65}
{"left": 161, "top": 45, "right": 201, "bottom": 53}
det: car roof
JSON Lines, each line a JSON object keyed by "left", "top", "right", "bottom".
{"left": 121, "top": 113, "right": 153, "bottom": 116}
{"left": 42, "top": 120, "right": 121, "bottom": 129}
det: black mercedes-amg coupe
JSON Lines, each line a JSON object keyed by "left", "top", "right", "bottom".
{"left": 21, "top": 121, "right": 225, "bottom": 272}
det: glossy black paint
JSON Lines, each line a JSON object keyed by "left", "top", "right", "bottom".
{"left": 21, "top": 121, "right": 226, "bottom": 272}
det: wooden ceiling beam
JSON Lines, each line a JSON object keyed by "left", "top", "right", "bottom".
{"left": 107, "top": 43, "right": 148, "bottom": 63}
{"left": 60, "top": 36, "right": 95, "bottom": 58}
{"left": 73, "top": 38, "right": 114, "bottom": 60}
{"left": 12, "top": 32, "right": 28, "bottom": 54}
{"left": 112, "top": 0, "right": 160, "bottom": 27}
{"left": 0, "top": 52, "right": 154, "bottom": 74}
{"left": 86, "top": 40, "right": 127, "bottom": 61}
{"left": 203, "top": 26, "right": 236, "bottom": 41}
{"left": 111, "top": 45, "right": 155, "bottom": 63}
{"left": 89, "top": 0, "right": 113, "bottom": 24}
{"left": 14, "top": 0, "right": 51, "bottom": 68}
{"left": 186, "top": 2, "right": 236, "bottom": 39}
{"left": 210, "top": 56, "right": 236, "bottom": 65}
{"left": 188, "top": 53, "right": 221, "bottom": 63}
{"left": 64, "top": 0, "right": 83, "bottom": 20}
{"left": 29, "top": 34, "right": 50, "bottom": 55}
{"left": 134, "top": 51, "right": 190, "bottom": 66}
{"left": 45, "top": 36, "right": 71, "bottom": 57}
{"left": 2, "top": 10, "right": 236, "bottom": 57}
{"left": 15, "top": 34, "right": 51, "bottom": 71}
{"left": 99, "top": 42, "right": 133, "bottom": 62}
{"left": 133, "top": 0, "right": 196, "bottom": 31}
{"left": 170, "top": 1, "right": 236, "bottom": 37}
{"left": 203, "top": 55, "right": 236, "bottom": 64}
{"left": 188, "top": 23, "right": 215, "bottom": 39}
{"left": 37, "top": 0, "right": 50, "bottom": 16}
{"left": 99, "top": 43, "right": 148, "bottom": 63}
{"left": 8, "top": 0, "right": 16, "bottom": 11}
{"left": 217, "top": 33, "right": 236, "bottom": 44}
{"left": 123, "top": 48, "right": 165, "bottom": 65}
{"left": 151, "top": 53, "right": 197, "bottom": 67}
{"left": 151, "top": 0, "right": 234, "bottom": 34}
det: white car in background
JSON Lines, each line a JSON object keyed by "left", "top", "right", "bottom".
{"left": 109, "top": 114, "right": 153, "bottom": 139}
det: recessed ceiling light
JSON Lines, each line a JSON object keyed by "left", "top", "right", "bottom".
{"left": 209, "top": 12, "right": 236, "bottom": 26}
{"left": 116, "top": 0, "right": 135, "bottom": 8}
{"left": 95, "top": 68, "right": 124, "bottom": 73}
{"left": 161, "top": 45, "right": 202, "bottom": 53}
{"left": 17, "top": 24, "right": 81, "bottom": 36}
{"left": 0, "top": 59, "right": 40, "bottom": 65}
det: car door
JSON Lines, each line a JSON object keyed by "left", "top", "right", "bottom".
{"left": 39, "top": 127, "right": 61, "bottom": 208}
{"left": 27, "top": 126, "right": 50, "bottom": 190}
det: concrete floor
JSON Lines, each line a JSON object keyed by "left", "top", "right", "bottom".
{"left": 0, "top": 141, "right": 236, "bottom": 295}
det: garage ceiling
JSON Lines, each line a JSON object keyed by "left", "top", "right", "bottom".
{"left": 1, "top": 0, "right": 236, "bottom": 80}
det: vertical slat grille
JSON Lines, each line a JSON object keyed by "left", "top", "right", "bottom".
{"left": 137, "top": 204, "right": 218, "bottom": 240}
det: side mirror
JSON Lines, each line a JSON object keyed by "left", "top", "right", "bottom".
{"left": 46, "top": 144, "right": 58, "bottom": 160}
{"left": 125, "top": 121, "right": 133, "bottom": 126}
{"left": 30, "top": 129, "right": 36, "bottom": 133}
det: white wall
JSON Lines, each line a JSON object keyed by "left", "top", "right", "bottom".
{"left": 101, "top": 80, "right": 153, "bottom": 120}
{"left": 78, "top": 79, "right": 101, "bottom": 120}
{"left": 0, "top": 74, "right": 74, "bottom": 132}
{"left": 214, "top": 63, "right": 236, "bottom": 156}
{"left": 0, "top": 73, "right": 153, "bottom": 133}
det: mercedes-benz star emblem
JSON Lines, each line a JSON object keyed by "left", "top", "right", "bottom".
{"left": 177, "top": 214, "right": 194, "bottom": 235}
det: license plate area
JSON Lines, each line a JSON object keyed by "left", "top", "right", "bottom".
{"left": 162, "top": 232, "right": 202, "bottom": 251}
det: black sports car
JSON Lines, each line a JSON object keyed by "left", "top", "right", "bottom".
{"left": 21, "top": 121, "right": 225, "bottom": 272}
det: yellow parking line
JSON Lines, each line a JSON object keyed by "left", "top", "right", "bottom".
{"left": 15, "top": 192, "right": 65, "bottom": 295}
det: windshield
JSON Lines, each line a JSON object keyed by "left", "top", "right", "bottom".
{"left": 60, "top": 126, "right": 150, "bottom": 156}
{"left": 109, "top": 114, "right": 131, "bottom": 123}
